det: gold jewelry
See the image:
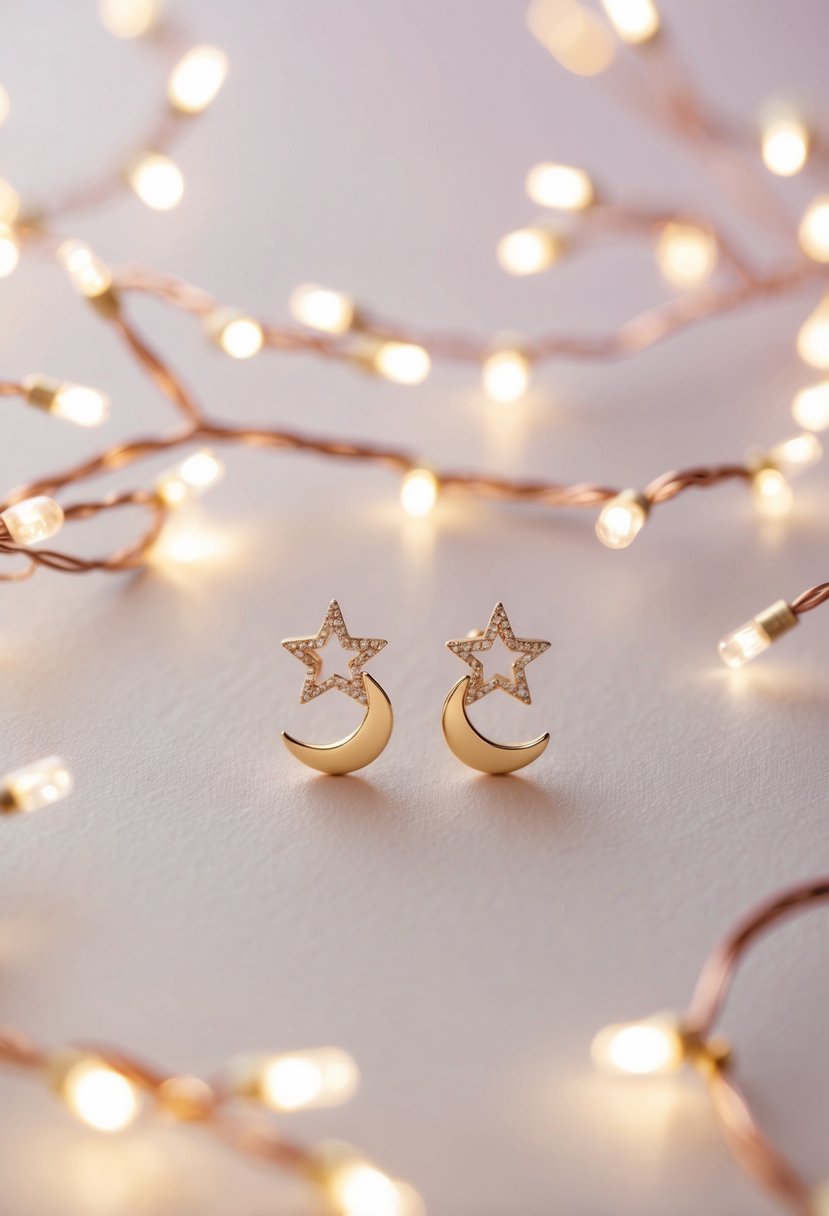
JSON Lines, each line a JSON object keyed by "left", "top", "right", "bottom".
{"left": 281, "top": 600, "right": 392, "bottom": 774}
{"left": 442, "top": 602, "right": 550, "bottom": 774}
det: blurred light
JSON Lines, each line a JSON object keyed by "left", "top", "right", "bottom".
{"left": 719, "top": 600, "right": 798, "bottom": 668}
{"left": 482, "top": 349, "right": 530, "bottom": 403}
{"left": 761, "top": 107, "right": 809, "bottom": 176}
{"left": 769, "top": 432, "right": 822, "bottom": 476}
{"left": 0, "top": 224, "right": 19, "bottom": 278}
{"left": 497, "top": 226, "right": 562, "bottom": 275}
{"left": 289, "top": 283, "right": 355, "bottom": 334}
{"left": 155, "top": 450, "right": 224, "bottom": 507}
{"left": 61, "top": 1058, "right": 140, "bottom": 1133}
{"left": 751, "top": 467, "right": 794, "bottom": 518}
{"left": 527, "top": 0, "right": 616, "bottom": 75}
{"left": 595, "top": 491, "right": 648, "bottom": 549}
{"left": 24, "top": 376, "right": 110, "bottom": 427}
{"left": 792, "top": 381, "right": 829, "bottom": 431}
{"left": 128, "top": 153, "right": 184, "bottom": 211}
{"left": 0, "top": 496, "right": 64, "bottom": 545}
{"left": 797, "top": 295, "right": 829, "bottom": 369}
{"left": 526, "top": 162, "right": 594, "bottom": 210}
{"left": 0, "top": 86, "right": 10, "bottom": 127}
{"left": 374, "top": 341, "right": 431, "bottom": 385}
{"left": 168, "top": 45, "right": 228, "bottom": 113}
{"left": 400, "top": 468, "right": 438, "bottom": 518}
{"left": 206, "top": 308, "right": 264, "bottom": 359}
{"left": 98, "top": 0, "right": 161, "bottom": 38}
{"left": 230, "top": 1048, "right": 359, "bottom": 1112}
{"left": 600, "top": 0, "right": 660, "bottom": 43}
{"left": 799, "top": 195, "right": 829, "bottom": 262}
{"left": 592, "top": 1015, "right": 685, "bottom": 1076}
{"left": 656, "top": 222, "right": 717, "bottom": 288}
{"left": 1, "top": 757, "right": 72, "bottom": 813}
{"left": 58, "top": 240, "right": 113, "bottom": 299}
{"left": 0, "top": 178, "right": 21, "bottom": 224}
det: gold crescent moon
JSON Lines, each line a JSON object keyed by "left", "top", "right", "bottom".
{"left": 282, "top": 674, "right": 393, "bottom": 775}
{"left": 441, "top": 676, "right": 549, "bottom": 774}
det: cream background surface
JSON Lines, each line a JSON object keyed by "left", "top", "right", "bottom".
{"left": 0, "top": 2, "right": 827, "bottom": 1213}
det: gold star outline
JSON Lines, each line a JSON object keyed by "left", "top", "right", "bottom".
{"left": 282, "top": 600, "right": 388, "bottom": 705}
{"left": 446, "top": 602, "right": 550, "bottom": 706}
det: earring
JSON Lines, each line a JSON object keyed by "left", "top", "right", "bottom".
{"left": 442, "top": 602, "right": 551, "bottom": 774}
{"left": 281, "top": 600, "right": 392, "bottom": 774}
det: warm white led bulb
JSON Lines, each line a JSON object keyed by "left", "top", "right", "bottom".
{"left": 60, "top": 1057, "right": 140, "bottom": 1133}
{"left": 497, "top": 226, "right": 562, "bottom": 275}
{"left": 762, "top": 111, "right": 809, "bottom": 177}
{"left": 374, "top": 341, "right": 431, "bottom": 386}
{"left": 591, "top": 1014, "right": 685, "bottom": 1076}
{"left": 98, "top": 0, "right": 161, "bottom": 38}
{"left": 799, "top": 196, "right": 829, "bottom": 263}
{"left": 0, "top": 224, "right": 19, "bottom": 278}
{"left": 24, "top": 376, "right": 110, "bottom": 428}
{"left": 525, "top": 163, "right": 594, "bottom": 211}
{"left": 400, "top": 469, "right": 438, "bottom": 518}
{"left": 289, "top": 283, "right": 356, "bottom": 334}
{"left": 718, "top": 600, "right": 798, "bottom": 668}
{"left": 656, "top": 222, "right": 717, "bottom": 288}
{"left": 751, "top": 467, "right": 794, "bottom": 518}
{"left": 0, "top": 496, "right": 64, "bottom": 546}
{"left": 481, "top": 349, "right": 530, "bottom": 403}
{"left": 58, "top": 240, "right": 113, "bottom": 299}
{"left": 768, "top": 432, "right": 822, "bottom": 477}
{"left": 798, "top": 295, "right": 829, "bottom": 369}
{"left": 792, "top": 381, "right": 829, "bottom": 432}
{"left": 526, "top": 0, "right": 616, "bottom": 76}
{"left": 231, "top": 1048, "right": 359, "bottom": 1112}
{"left": 600, "top": 0, "right": 660, "bottom": 43}
{"left": 1, "top": 757, "right": 72, "bottom": 813}
{"left": 128, "top": 152, "right": 184, "bottom": 211}
{"left": 156, "top": 450, "right": 224, "bottom": 507}
{"left": 595, "top": 490, "right": 649, "bottom": 549}
{"left": 314, "top": 1148, "right": 425, "bottom": 1216}
{"left": 168, "top": 45, "right": 228, "bottom": 114}
{"left": 205, "top": 308, "right": 264, "bottom": 359}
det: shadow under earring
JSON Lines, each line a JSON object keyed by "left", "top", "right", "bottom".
{"left": 442, "top": 602, "right": 550, "bottom": 774}
{"left": 281, "top": 600, "right": 392, "bottom": 775}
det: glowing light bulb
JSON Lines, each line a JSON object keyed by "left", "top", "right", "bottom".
{"left": 0, "top": 757, "right": 72, "bottom": 813}
{"left": 527, "top": 0, "right": 616, "bottom": 76}
{"left": 591, "top": 1014, "right": 685, "bottom": 1076}
{"left": 316, "top": 1147, "right": 424, "bottom": 1216}
{"left": 0, "top": 496, "right": 64, "bottom": 546}
{"left": 168, "top": 45, "right": 228, "bottom": 114}
{"left": 230, "top": 1048, "right": 359, "bottom": 1112}
{"left": 799, "top": 196, "right": 829, "bottom": 263}
{"left": 0, "top": 178, "right": 21, "bottom": 225}
{"left": 718, "top": 600, "right": 798, "bottom": 668}
{"left": 23, "top": 375, "right": 110, "bottom": 427}
{"left": 0, "top": 224, "right": 19, "bottom": 278}
{"left": 525, "top": 163, "right": 594, "bottom": 211}
{"left": 289, "top": 283, "right": 356, "bottom": 334}
{"left": 155, "top": 450, "right": 224, "bottom": 507}
{"left": 400, "top": 468, "right": 438, "bottom": 518}
{"left": 751, "top": 467, "right": 794, "bottom": 518}
{"left": 59, "top": 1057, "right": 140, "bottom": 1133}
{"left": 768, "top": 432, "right": 822, "bottom": 477}
{"left": 58, "top": 240, "right": 113, "bottom": 299}
{"left": 0, "top": 85, "right": 9, "bottom": 127}
{"left": 600, "top": 0, "right": 659, "bottom": 43}
{"left": 98, "top": 0, "right": 161, "bottom": 38}
{"left": 798, "top": 295, "right": 829, "bottom": 369}
{"left": 128, "top": 153, "right": 184, "bottom": 211}
{"left": 655, "top": 222, "right": 717, "bottom": 288}
{"left": 205, "top": 308, "right": 264, "bottom": 359}
{"left": 761, "top": 109, "right": 809, "bottom": 177}
{"left": 373, "top": 341, "right": 431, "bottom": 386}
{"left": 792, "top": 381, "right": 829, "bottom": 432}
{"left": 482, "top": 349, "right": 530, "bottom": 403}
{"left": 595, "top": 490, "right": 649, "bottom": 549}
{"left": 497, "top": 226, "right": 562, "bottom": 275}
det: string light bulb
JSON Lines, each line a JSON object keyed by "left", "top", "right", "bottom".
{"left": 0, "top": 224, "right": 19, "bottom": 279}
{"left": 600, "top": 0, "right": 660, "bottom": 44}
{"left": 0, "top": 757, "right": 72, "bottom": 814}
{"left": 799, "top": 196, "right": 829, "bottom": 263}
{"left": 526, "top": 0, "right": 616, "bottom": 76}
{"left": 655, "top": 222, "right": 717, "bottom": 288}
{"left": 155, "top": 450, "right": 224, "bottom": 507}
{"left": 400, "top": 468, "right": 438, "bottom": 518}
{"left": 23, "top": 375, "right": 110, "bottom": 427}
{"left": 792, "top": 382, "right": 829, "bottom": 432}
{"left": 482, "top": 347, "right": 530, "bottom": 403}
{"left": 128, "top": 152, "right": 184, "bottom": 211}
{"left": 761, "top": 105, "right": 810, "bottom": 177}
{"left": 205, "top": 308, "right": 264, "bottom": 359}
{"left": 0, "top": 496, "right": 64, "bottom": 546}
{"left": 595, "top": 490, "right": 649, "bottom": 549}
{"left": 53, "top": 1053, "right": 140, "bottom": 1133}
{"left": 289, "top": 284, "right": 356, "bottom": 334}
{"left": 168, "top": 45, "right": 228, "bottom": 114}
{"left": 768, "top": 432, "right": 822, "bottom": 477}
{"left": 591, "top": 1014, "right": 686, "bottom": 1076}
{"left": 797, "top": 294, "right": 829, "bottom": 369}
{"left": 525, "top": 163, "right": 594, "bottom": 211}
{"left": 314, "top": 1144, "right": 424, "bottom": 1216}
{"left": 228, "top": 1048, "right": 359, "bottom": 1112}
{"left": 373, "top": 341, "right": 431, "bottom": 386}
{"left": 98, "top": 0, "right": 161, "bottom": 38}
{"left": 497, "top": 226, "right": 562, "bottom": 275}
{"left": 718, "top": 600, "right": 798, "bottom": 668}
{"left": 750, "top": 466, "right": 793, "bottom": 518}
{"left": 58, "top": 240, "right": 114, "bottom": 300}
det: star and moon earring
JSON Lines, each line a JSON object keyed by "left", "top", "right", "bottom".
{"left": 442, "top": 603, "right": 551, "bottom": 774}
